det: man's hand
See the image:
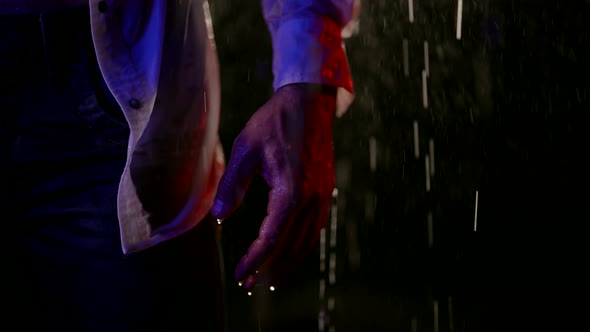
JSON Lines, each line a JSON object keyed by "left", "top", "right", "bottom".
{"left": 211, "top": 83, "right": 337, "bottom": 291}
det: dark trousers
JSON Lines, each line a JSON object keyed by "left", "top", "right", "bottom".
{"left": 1, "top": 8, "right": 225, "bottom": 332}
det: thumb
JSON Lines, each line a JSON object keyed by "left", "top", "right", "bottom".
{"left": 211, "top": 138, "right": 259, "bottom": 219}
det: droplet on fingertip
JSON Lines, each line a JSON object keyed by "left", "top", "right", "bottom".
{"left": 332, "top": 188, "right": 339, "bottom": 198}
{"left": 247, "top": 291, "right": 252, "bottom": 296}
{"left": 269, "top": 286, "right": 275, "bottom": 291}
{"left": 216, "top": 218, "right": 223, "bottom": 225}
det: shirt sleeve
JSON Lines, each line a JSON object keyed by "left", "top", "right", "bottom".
{"left": 262, "top": 0, "right": 361, "bottom": 116}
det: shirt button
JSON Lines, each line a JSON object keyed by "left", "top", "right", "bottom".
{"left": 98, "top": 1, "right": 108, "bottom": 13}
{"left": 128, "top": 98, "right": 141, "bottom": 109}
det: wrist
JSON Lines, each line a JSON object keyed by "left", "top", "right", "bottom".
{"left": 278, "top": 83, "right": 337, "bottom": 99}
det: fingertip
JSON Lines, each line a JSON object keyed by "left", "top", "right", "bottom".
{"left": 235, "top": 257, "right": 257, "bottom": 283}
{"left": 210, "top": 199, "right": 226, "bottom": 219}
{"left": 234, "top": 263, "right": 247, "bottom": 283}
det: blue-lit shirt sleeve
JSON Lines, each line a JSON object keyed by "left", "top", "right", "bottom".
{"left": 262, "top": 0, "right": 361, "bottom": 116}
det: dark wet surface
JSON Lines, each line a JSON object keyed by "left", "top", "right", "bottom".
{"left": 212, "top": 1, "right": 590, "bottom": 331}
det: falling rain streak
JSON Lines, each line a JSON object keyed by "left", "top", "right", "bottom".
{"left": 328, "top": 297, "right": 335, "bottom": 310}
{"left": 329, "top": 253, "right": 336, "bottom": 285}
{"left": 413, "top": 121, "right": 419, "bottom": 159}
{"left": 320, "top": 228, "right": 326, "bottom": 272}
{"left": 319, "top": 188, "right": 339, "bottom": 331}
{"left": 474, "top": 191, "right": 479, "bottom": 232}
{"left": 422, "top": 70, "right": 429, "bottom": 109}
{"left": 330, "top": 190, "right": 338, "bottom": 249}
{"left": 434, "top": 300, "right": 439, "bottom": 332}
{"left": 456, "top": 0, "right": 463, "bottom": 39}
{"left": 422, "top": 40, "right": 429, "bottom": 108}
{"left": 318, "top": 308, "right": 325, "bottom": 332}
{"left": 408, "top": 0, "right": 414, "bottom": 23}
{"left": 425, "top": 154, "right": 431, "bottom": 192}
{"left": 369, "top": 136, "right": 377, "bottom": 172}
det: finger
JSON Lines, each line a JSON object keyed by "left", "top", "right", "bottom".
{"left": 234, "top": 146, "right": 302, "bottom": 282}
{"left": 258, "top": 206, "right": 317, "bottom": 289}
{"left": 241, "top": 200, "right": 309, "bottom": 290}
{"left": 270, "top": 194, "right": 331, "bottom": 288}
{"left": 280, "top": 195, "right": 330, "bottom": 284}
{"left": 247, "top": 189, "right": 321, "bottom": 284}
{"left": 234, "top": 182, "right": 297, "bottom": 283}
{"left": 262, "top": 181, "right": 333, "bottom": 276}
{"left": 210, "top": 136, "right": 259, "bottom": 219}
{"left": 256, "top": 193, "right": 328, "bottom": 289}
{"left": 241, "top": 173, "right": 333, "bottom": 290}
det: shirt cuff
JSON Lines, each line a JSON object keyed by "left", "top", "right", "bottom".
{"left": 271, "top": 15, "right": 354, "bottom": 116}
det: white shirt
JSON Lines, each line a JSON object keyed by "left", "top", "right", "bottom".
{"left": 89, "top": 0, "right": 359, "bottom": 254}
